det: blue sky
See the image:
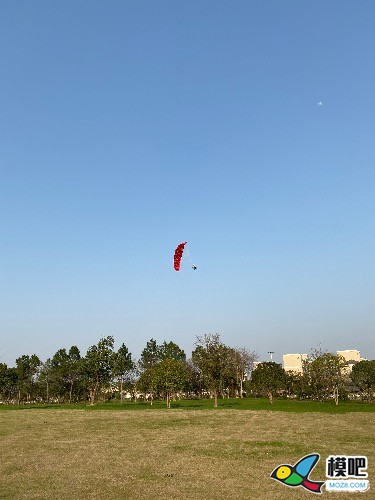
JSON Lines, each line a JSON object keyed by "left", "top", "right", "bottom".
{"left": 1, "top": 1, "right": 374, "bottom": 367}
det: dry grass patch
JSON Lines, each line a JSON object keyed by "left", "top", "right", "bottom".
{"left": 1, "top": 409, "right": 374, "bottom": 499}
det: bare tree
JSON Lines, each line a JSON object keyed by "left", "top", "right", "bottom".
{"left": 230, "top": 347, "right": 258, "bottom": 398}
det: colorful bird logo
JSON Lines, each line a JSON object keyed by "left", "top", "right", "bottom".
{"left": 270, "top": 453, "right": 325, "bottom": 494}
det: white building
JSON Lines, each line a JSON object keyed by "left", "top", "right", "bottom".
{"left": 337, "top": 350, "right": 366, "bottom": 372}
{"left": 282, "top": 349, "right": 366, "bottom": 375}
{"left": 283, "top": 353, "right": 309, "bottom": 373}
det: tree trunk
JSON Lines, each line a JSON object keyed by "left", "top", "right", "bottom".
{"left": 214, "top": 388, "right": 218, "bottom": 408}
{"left": 240, "top": 378, "right": 243, "bottom": 398}
{"left": 120, "top": 378, "right": 123, "bottom": 402}
{"left": 334, "top": 387, "right": 339, "bottom": 406}
{"left": 90, "top": 376, "right": 99, "bottom": 405}
{"left": 268, "top": 391, "right": 273, "bottom": 404}
{"left": 69, "top": 380, "right": 73, "bottom": 404}
{"left": 89, "top": 387, "right": 95, "bottom": 405}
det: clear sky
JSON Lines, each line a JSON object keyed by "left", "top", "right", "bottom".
{"left": 1, "top": 1, "right": 374, "bottom": 367}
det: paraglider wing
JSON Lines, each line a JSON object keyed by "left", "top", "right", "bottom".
{"left": 174, "top": 242, "right": 187, "bottom": 271}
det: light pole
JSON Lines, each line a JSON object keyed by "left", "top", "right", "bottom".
{"left": 268, "top": 351, "right": 274, "bottom": 361}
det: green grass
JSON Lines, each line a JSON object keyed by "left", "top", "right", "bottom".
{"left": 1, "top": 397, "right": 374, "bottom": 413}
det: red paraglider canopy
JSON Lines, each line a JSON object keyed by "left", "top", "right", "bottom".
{"left": 174, "top": 242, "right": 187, "bottom": 271}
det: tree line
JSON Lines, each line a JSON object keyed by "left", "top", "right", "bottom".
{"left": 0, "top": 334, "right": 374, "bottom": 406}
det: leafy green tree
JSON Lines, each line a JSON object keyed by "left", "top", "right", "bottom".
{"left": 113, "top": 343, "right": 133, "bottom": 401}
{"left": 137, "top": 369, "right": 154, "bottom": 402}
{"left": 38, "top": 346, "right": 82, "bottom": 403}
{"left": 351, "top": 360, "right": 375, "bottom": 401}
{"left": 220, "top": 347, "right": 238, "bottom": 398}
{"left": 192, "top": 334, "right": 229, "bottom": 407}
{"left": 49, "top": 348, "right": 70, "bottom": 401}
{"left": 184, "top": 359, "right": 203, "bottom": 397}
{"left": 303, "top": 353, "right": 347, "bottom": 405}
{"left": 153, "top": 358, "right": 188, "bottom": 408}
{"left": 139, "top": 339, "right": 160, "bottom": 370}
{"left": 15, "top": 354, "right": 41, "bottom": 404}
{"left": 138, "top": 338, "right": 161, "bottom": 405}
{"left": 158, "top": 341, "right": 186, "bottom": 363}
{"left": 0, "top": 364, "right": 18, "bottom": 402}
{"left": 284, "top": 370, "right": 305, "bottom": 399}
{"left": 250, "top": 362, "right": 286, "bottom": 404}
{"left": 65, "top": 346, "right": 82, "bottom": 403}
{"left": 82, "top": 336, "right": 115, "bottom": 405}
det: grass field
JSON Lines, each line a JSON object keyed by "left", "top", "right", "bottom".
{"left": 1, "top": 400, "right": 374, "bottom": 499}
